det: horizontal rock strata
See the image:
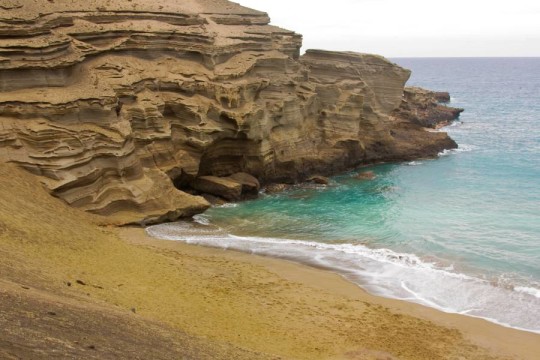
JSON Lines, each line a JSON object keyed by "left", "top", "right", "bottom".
{"left": 394, "top": 87, "right": 464, "bottom": 128}
{"left": 0, "top": 0, "right": 459, "bottom": 224}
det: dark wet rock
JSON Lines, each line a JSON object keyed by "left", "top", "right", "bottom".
{"left": 307, "top": 175, "right": 330, "bottom": 185}
{"left": 201, "top": 194, "right": 227, "bottom": 206}
{"left": 228, "top": 172, "right": 260, "bottom": 196}
{"left": 394, "top": 87, "right": 464, "bottom": 128}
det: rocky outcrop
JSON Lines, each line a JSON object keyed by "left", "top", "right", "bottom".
{"left": 228, "top": 172, "right": 260, "bottom": 196}
{"left": 192, "top": 176, "right": 243, "bottom": 201}
{"left": 0, "top": 0, "right": 459, "bottom": 224}
{"left": 394, "top": 87, "right": 464, "bottom": 128}
{"left": 307, "top": 175, "right": 330, "bottom": 185}
{"left": 189, "top": 172, "right": 259, "bottom": 201}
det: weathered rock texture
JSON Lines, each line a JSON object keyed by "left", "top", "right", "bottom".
{"left": 0, "top": 0, "right": 459, "bottom": 224}
{"left": 394, "top": 87, "right": 464, "bottom": 128}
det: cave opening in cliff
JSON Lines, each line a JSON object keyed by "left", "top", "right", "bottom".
{"left": 171, "top": 170, "right": 198, "bottom": 195}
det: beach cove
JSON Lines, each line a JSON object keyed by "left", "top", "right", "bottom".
{"left": 145, "top": 57, "right": 540, "bottom": 336}
{"left": 0, "top": 1, "right": 539, "bottom": 358}
{"left": 0, "top": 162, "right": 538, "bottom": 359}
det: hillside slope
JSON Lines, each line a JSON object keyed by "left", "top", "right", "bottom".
{"left": 0, "top": 162, "right": 274, "bottom": 359}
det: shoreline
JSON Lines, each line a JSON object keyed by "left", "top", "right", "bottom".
{"left": 2, "top": 159, "right": 538, "bottom": 359}
{"left": 146, "top": 217, "right": 540, "bottom": 336}
{"left": 127, "top": 227, "right": 540, "bottom": 360}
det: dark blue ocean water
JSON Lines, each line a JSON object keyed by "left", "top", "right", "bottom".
{"left": 148, "top": 58, "right": 540, "bottom": 333}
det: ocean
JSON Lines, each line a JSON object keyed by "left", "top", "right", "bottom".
{"left": 147, "top": 58, "right": 540, "bottom": 334}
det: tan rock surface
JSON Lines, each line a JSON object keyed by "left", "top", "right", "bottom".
{"left": 0, "top": 0, "right": 457, "bottom": 222}
{"left": 228, "top": 171, "right": 260, "bottom": 195}
{"left": 192, "top": 175, "right": 243, "bottom": 201}
{"left": 394, "top": 86, "right": 464, "bottom": 128}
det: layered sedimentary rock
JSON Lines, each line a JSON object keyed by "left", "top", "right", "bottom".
{"left": 394, "top": 87, "right": 464, "bottom": 128}
{"left": 0, "top": 0, "right": 459, "bottom": 224}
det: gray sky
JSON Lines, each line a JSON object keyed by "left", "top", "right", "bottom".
{"left": 237, "top": 0, "right": 540, "bottom": 57}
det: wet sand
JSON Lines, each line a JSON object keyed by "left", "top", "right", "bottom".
{"left": 121, "top": 227, "right": 540, "bottom": 360}
{"left": 1, "top": 163, "right": 539, "bottom": 359}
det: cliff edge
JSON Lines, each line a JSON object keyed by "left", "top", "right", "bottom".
{"left": 0, "top": 0, "right": 459, "bottom": 224}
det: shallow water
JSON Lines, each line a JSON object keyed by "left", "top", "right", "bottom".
{"left": 147, "top": 58, "right": 540, "bottom": 333}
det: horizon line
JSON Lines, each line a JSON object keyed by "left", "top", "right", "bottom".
{"left": 388, "top": 56, "right": 540, "bottom": 58}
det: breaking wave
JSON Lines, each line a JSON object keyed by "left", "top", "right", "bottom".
{"left": 146, "top": 221, "right": 540, "bottom": 334}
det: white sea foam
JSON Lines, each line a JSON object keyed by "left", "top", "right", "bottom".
{"left": 456, "top": 144, "right": 478, "bottom": 152}
{"left": 438, "top": 144, "right": 477, "bottom": 156}
{"left": 192, "top": 214, "right": 211, "bottom": 225}
{"left": 215, "top": 203, "right": 239, "bottom": 209}
{"left": 146, "top": 221, "right": 540, "bottom": 334}
{"left": 435, "top": 120, "right": 462, "bottom": 131}
{"left": 407, "top": 161, "right": 423, "bottom": 166}
{"left": 515, "top": 286, "right": 540, "bottom": 299}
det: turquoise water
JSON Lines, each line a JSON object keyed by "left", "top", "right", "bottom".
{"left": 147, "top": 58, "right": 540, "bottom": 333}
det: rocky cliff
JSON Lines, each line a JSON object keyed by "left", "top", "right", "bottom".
{"left": 394, "top": 87, "right": 464, "bottom": 129}
{"left": 0, "top": 0, "right": 459, "bottom": 224}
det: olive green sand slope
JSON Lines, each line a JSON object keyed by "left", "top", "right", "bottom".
{"left": 0, "top": 163, "right": 271, "bottom": 359}
{"left": 0, "top": 163, "right": 518, "bottom": 359}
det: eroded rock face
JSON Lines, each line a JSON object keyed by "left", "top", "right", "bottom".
{"left": 228, "top": 172, "right": 260, "bottom": 196}
{"left": 192, "top": 176, "right": 242, "bottom": 201}
{"left": 394, "top": 87, "right": 464, "bottom": 128}
{"left": 0, "top": 0, "right": 458, "bottom": 224}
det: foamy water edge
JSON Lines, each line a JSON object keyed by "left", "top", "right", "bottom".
{"left": 146, "top": 221, "right": 540, "bottom": 335}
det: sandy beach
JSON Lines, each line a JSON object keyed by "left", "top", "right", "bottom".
{"left": 122, "top": 227, "right": 540, "bottom": 360}
{"left": 0, "top": 1, "right": 538, "bottom": 358}
{"left": 1, "top": 163, "right": 539, "bottom": 359}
